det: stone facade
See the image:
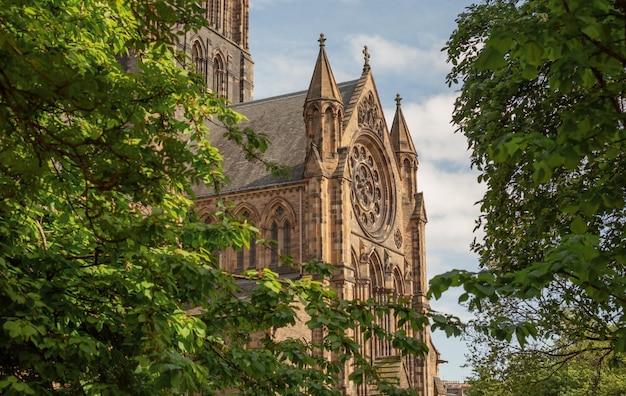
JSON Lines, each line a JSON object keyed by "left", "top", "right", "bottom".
{"left": 442, "top": 381, "right": 471, "bottom": 396}
{"left": 179, "top": 0, "right": 254, "bottom": 103}
{"left": 192, "top": 2, "right": 444, "bottom": 395}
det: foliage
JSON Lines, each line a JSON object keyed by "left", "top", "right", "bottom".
{"left": 429, "top": 0, "right": 626, "bottom": 354}
{"left": 0, "top": 0, "right": 429, "bottom": 394}
{"left": 465, "top": 305, "right": 626, "bottom": 396}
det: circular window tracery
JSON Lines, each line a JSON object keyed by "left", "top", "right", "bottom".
{"left": 350, "top": 142, "right": 393, "bottom": 239}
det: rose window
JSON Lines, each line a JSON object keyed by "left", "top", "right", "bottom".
{"left": 350, "top": 143, "right": 392, "bottom": 237}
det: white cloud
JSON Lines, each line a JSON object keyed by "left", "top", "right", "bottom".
{"left": 253, "top": 54, "right": 314, "bottom": 99}
{"left": 383, "top": 93, "right": 485, "bottom": 256}
{"left": 421, "top": 164, "right": 484, "bottom": 253}
{"left": 404, "top": 93, "right": 468, "bottom": 167}
{"left": 346, "top": 34, "right": 448, "bottom": 77}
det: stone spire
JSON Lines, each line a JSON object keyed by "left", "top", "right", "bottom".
{"left": 305, "top": 34, "right": 342, "bottom": 104}
{"left": 390, "top": 94, "right": 417, "bottom": 155}
{"left": 391, "top": 94, "right": 419, "bottom": 203}
{"left": 303, "top": 34, "right": 344, "bottom": 157}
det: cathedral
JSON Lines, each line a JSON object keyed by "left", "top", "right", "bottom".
{"left": 186, "top": 1, "right": 444, "bottom": 395}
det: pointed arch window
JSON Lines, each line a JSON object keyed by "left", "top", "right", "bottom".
{"left": 223, "top": 0, "right": 230, "bottom": 39}
{"left": 192, "top": 41, "right": 203, "bottom": 73}
{"left": 213, "top": 54, "right": 227, "bottom": 98}
{"left": 239, "top": 54, "right": 246, "bottom": 103}
{"left": 270, "top": 221, "right": 279, "bottom": 267}
{"left": 204, "top": 216, "right": 220, "bottom": 268}
{"left": 236, "top": 210, "right": 256, "bottom": 270}
{"left": 191, "top": 41, "right": 205, "bottom": 86}
{"left": 236, "top": 249, "right": 244, "bottom": 270}
{"left": 324, "top": 107, "right": 335, "bottom": 153}
{"left": 231, "top": 0, "right": 243, "bottom": 45}
{"left": 368, "top": 256, "right": 392, "bottom": 358}
{"left": 403, "top": 158, "right": 413, "bottom": 197}
{"left": 208, "top": 0, "right": 221, "bottom": 30}
{"left": 283, "top": 220, "right": 291, "bottom": 257}
{"left": 266, "top": 205, "right": 293, "bottom": 268}
{"left": 248, "top": 235, "right": 256, "bottom": 269}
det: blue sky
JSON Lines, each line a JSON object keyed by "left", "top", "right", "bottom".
{"left": 248, "top": 0, "right": 481, "bottom": 381}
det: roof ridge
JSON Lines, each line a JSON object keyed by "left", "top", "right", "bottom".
{"left": 233, "top": 80, "right": 360, "bottom": 108}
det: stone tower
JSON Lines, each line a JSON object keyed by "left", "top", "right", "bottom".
{"left": 180, "top": 0, "right": 254, "bottom": 103}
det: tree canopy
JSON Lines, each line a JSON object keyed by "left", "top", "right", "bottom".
{"left": 430, "top": 0, "right": 626, "bottom": 355}
{"left": 0, "top": 1, "right": 429, "bottom": 394}
{"left": 464, "top": 298, "right": 626, "bottom": 396}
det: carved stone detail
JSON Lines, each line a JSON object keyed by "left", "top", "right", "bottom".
{"left": 384, "top": 251, "right": 395, "bottom": 274}
{"left": 350, "top": 143, "right": 387, "bottom": 235}
{"left": 394, "top": 228, "right": 403, "bottom": 249}
{"left": 404, "top": 261, "right": 413, "bottom": 281}
{"left": 358, "top": 92, "right": 384, "bottom": 136}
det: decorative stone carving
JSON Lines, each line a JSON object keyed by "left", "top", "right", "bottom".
{"left": 394, "top": 228, "right": 403, "bottom": 249}
{"left": 360, "top": 248, "right": 372, "bottom": 263}
{"left": 359, "top": 240, "right": 374, "bottom": 263}
{"left": 383, "top": 251, "right": 395, "bottom": 274}
{"left": 404, "top": 261, "right": 413, "bottom": 281}
{"left": 350, "top": 143, "right": 392, "bottom": 238}
{"left": 358, "top": 92, "right": 384, "bottom": 136}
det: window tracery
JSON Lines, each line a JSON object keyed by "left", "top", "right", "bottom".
{"left": 264, "top": 203, "right": 294, "bottom": 269}
{"left": 357, "top": 91, "right": 384, "bottom": 136}
{"left": 235, "top": 210, "right": 256, "bottom": 270}
{"left": 282, "top": 220, "right": 291, "bottom": 257}
{"left": 213, "top": 53, "right": 227, "bottom": 98}
{"left": 350, "top": 142, "right": 393, "bottom": 239}
{"left": 191, "top": 41, "right": 207, "bottom": 89}
{"left": 191, "top": 41, "right": 204, "bottom": 75}
{"left": 208, "top": 0, "right": 221, "bottom": 31}
{"left": 270, "top": 221, "right": 279, "bottom": 267}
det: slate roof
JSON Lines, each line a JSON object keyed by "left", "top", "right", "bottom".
{"left": 195, "top": 79, "right": 359, "bottom": 197}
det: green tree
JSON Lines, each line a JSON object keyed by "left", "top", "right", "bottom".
{"left": 0, "top": 1, "right": 428, "bottom": 394}
{"left": 429, "top": 0, "right": 626, "bottom": 353}
{"left": 462, "top": 282, "right": 626, "bottom": 395}
{"left": 465, "top": 312, "right": 626, "bottom": 396}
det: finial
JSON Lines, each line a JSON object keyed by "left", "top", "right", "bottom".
{"left": 395, "top": 94, "right": 402, "bottom": 107}
{"left": 318, "top": 33, "right": 326, "bottom": 47}
{"left": 363, "top": 45, "right": 370, "bottom": 70}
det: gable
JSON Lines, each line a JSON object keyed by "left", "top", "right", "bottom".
{"left": 342, "top": 69, "right": 389, "bottom": 144}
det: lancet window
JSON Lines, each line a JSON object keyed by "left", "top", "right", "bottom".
{"left": 213, "top": 53, "right": 227, "bottom": 98}
{"left": 265, "top": 204, "right": 293, "bottom": 268}
{"left": 235, "top": 210, "right": 256, "bottom": 270}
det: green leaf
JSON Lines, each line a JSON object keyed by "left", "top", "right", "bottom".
{"left": 615, "top": 329, "right": 626, "bottom": 353}
{"left": 0, "top": 376, "right": 18, "bottom": 389}
{"left": 521, "top": 41, "right": 544, "bottom": 65}
{"left": 570, "top": 215, "right": 587, "bottom": 234}
{"left": 446, "top": 0, "right": 626, "bottom": 391}
{"left": 475, "top": 46, "right": 507, "bottom": 71}
{"left": 580, "top": 20, "right": 604, "bottom": 40}
{"left": 488, "top": 33, "right": 514, "bottom": 53}
{"left": 532, "top": 161, "right": 553, "bottom": 185}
